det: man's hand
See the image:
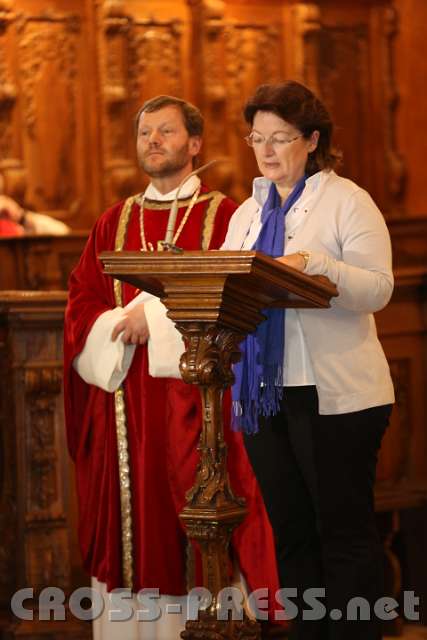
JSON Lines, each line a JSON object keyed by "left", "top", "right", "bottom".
{"left": 275, "top": 253, "right": 306, "bottom": 272}
{"left": 111, "top": 304, "right": 149, "bottom": 345}
{"left": 0, "top": 195, "right": 25, "bottom": 224}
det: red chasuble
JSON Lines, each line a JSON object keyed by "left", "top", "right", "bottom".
{"left": 64, "top": 185, "right": 281, "bottom": 615}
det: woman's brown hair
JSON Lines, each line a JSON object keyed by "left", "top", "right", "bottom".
{"left": 244, "top": 81, "right": 341, "bottom": 175}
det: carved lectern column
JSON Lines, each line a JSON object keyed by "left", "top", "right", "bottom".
{"left": 177, "top": 323, "right": 259, "bottom": 639}
{"left": 100, "top": 250, "right": 337, "bottom": 640}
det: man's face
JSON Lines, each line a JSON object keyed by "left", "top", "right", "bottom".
{"left": 136, "top": 105, "right": 201, "bottom": 178}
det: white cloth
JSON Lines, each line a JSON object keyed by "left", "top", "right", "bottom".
{"left": 144, "top": 297, "right": 184, "bottom": 378}
{"left": 221, "top": 170, "right": 395, "bottom": 415}
{"left": 73, "top": 306, "right": 137, "bottom": 391}
{"left": 144, "top": 175, "right": 201, "bottom": 201}
{"left": 73, "top": 292, "right": 184, "bottom": 391}
{"left": 91, "top": 578, "right": 189, "bottom": 640}
{"left": 29, "top": 212, "right": 70, "bottom": 235}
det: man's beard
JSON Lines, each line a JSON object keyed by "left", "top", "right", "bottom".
{"left": 139, "top": 143, "right": 191, "bottom": 178}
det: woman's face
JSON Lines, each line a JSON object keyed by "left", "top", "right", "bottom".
{"left": 250, "top": 111, "right": 319, "bottom": 188}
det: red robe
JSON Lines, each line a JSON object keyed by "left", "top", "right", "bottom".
{"left": 0, "top": 218, "right": 23, "bottom": 236}
{"left": 64, "top": 185, "right": 280, "bottom": 614}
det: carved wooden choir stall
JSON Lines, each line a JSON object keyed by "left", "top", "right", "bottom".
{"left": 0, "top": 292, "right": 91, "bottom": 639}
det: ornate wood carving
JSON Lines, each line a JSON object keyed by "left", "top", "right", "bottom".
{"left": 315, "top": 2, "right": 406, "bottom": 214}
{"left": 317, "top": 23, "right": 371, "bottom": 190}
{"left": 16, "top": 11, "right": 81, "bottom": 215}
{"left": 24, "top": 365, "right": 63, "bottom": 515}
{"left": 190, "top": 0, "right": 232, "bottom": 196}
{"left": 226, "top": 29, "right": 280, "bottom": 118}
{"left": 26, "top": 527, "right": 71, "bottom": 591}
{"left": 0, "top": 327, "right": 18, "bottom": 603}
{"left": 225, "top": 22, "right": 282, "bottom": 200}
{"left": 375, "top": 261, "right": 427, "bottom": 509}
{"left": 178, "top": 324, "right": 252, "bottom": 637}
{"left": 190, "top": 0, "right": 284, "bottom": 200}
{"left": 100, "top": 0, "right": 186, "bottom": 205}
{"left": 287, "top": 2, "right": 322, "bottom": 88}
{"left": 129, "top": 19, "right": 183, "bottom": 100}
{"left": 379, "top": 5, "right": 406, "bottom": 209}
{"left": 0, "top": 233, "right": 87, "bottom": 290}
{"left": 0, "top": 0, "right": 418, "bottom": 228}
{"left": 0, "top": 1, "right": 21, "bottom": 194}
{"left": 0, "top": 292, "right": 89, "bottom": 638}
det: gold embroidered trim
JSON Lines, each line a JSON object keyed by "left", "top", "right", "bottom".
{"left": 202, "top": 192, "right": 226, "bottom": 250}
{"left": 113, "top": 196, "right": 137, "bottom": 304}
{"left": 113, "top": 195, "right": 137, "bottom": 589}
{"left": 114, "top": 387, "right": 133, "bottom": 589}
{"left": 137, "top": 190, "right": 222, "bottom": 211}
{"left": 139, "top": 185, "right": 201, "bottom": 251}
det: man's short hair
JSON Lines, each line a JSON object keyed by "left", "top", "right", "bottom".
{"left": 135, "top": 95, "right": 204, "bottom": 137}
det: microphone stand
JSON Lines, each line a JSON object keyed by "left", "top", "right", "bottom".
{"left": 157, "top": 158, "right": 223, "bottom": 252}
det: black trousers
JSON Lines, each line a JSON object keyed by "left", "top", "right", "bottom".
{"left": 243, "top": 386, "right": 392, "bottom": 640}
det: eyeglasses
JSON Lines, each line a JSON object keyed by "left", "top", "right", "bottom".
{"left": 244, "top": 132, "right": 303, "bottom": 149}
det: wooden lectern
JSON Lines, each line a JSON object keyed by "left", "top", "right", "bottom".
{"left": 100, "top": 249, "right": 338, "bottom": 640}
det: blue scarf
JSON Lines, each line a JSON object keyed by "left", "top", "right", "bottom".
{"left": 231, "top": 176, "right": 307, "bottom": 434}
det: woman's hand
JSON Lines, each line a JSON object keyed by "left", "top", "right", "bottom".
{"left": 111, "top": 304, "right": 149, "bottom": 345}
{"left": 275, "top": 253, "right": 306, "bottom": 272}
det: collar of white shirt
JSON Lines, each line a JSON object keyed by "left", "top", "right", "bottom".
{"left": 144, "top": 175, "right": 201, "bottom": 201}
{"left": 251, "top": 170, "right": 324, "bottom": 207}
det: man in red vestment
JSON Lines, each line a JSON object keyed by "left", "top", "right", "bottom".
{"left": 64, "top": 96, "right": 280, "bottom": 638}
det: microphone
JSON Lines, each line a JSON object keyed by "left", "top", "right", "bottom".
{"left": 159, "top": 158, "right": 224, "bottom": 251}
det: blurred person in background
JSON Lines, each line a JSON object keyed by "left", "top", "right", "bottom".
{"left": 0, "top": 171, "right": 69, "bottom": 236}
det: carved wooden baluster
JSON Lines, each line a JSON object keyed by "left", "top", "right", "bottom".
{"left": 177, "top": 323, "right": 260, "bottom": 639}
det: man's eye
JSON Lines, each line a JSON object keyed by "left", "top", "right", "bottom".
{"left": 161, "top": 128, "right": 175, "bottom": 135}
{"left": 139, "top": 130, "right": 150, "bottom": 138}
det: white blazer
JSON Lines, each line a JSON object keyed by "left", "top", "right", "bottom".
{"left": 221, "top": 170, "right": 395, "bottom": 415}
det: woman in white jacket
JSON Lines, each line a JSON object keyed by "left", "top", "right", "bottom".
{"left": 222, "top": 81, "right": 394, "bottom": 640}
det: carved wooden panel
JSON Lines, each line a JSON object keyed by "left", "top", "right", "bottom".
{"left": 315, "top": 2, "right": 406, "bottom": 214}
{"left": 18, "top": 13, "right": 80, "bottom": 210}
{"left": 97, "top": 0, "right": 192, "bottom": 207}
{"left": 0, "top": 1, "right": 26, "bottom": 204}
{"left": 190, "top": 0, "right": 284, "bottom": 202}
{"left": 282, "top": 2, "right": 322, "bottom": 89}
{"left": 0, "top": 234, "right": 87, "bottom": 290}
{"left": 0, "top": 0, "right": 98, "bottom": 229}
{"left": 1, "top": 0, "right": 421, "bottom": 228}
{"left": 376, "top": 262, "right": 427, "bottom": 490}
{"left": 0, "top": 292, "right": 89, "bottom": 639}
{"left": 394, "top": 0, "right": 427, "bottom": 216}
